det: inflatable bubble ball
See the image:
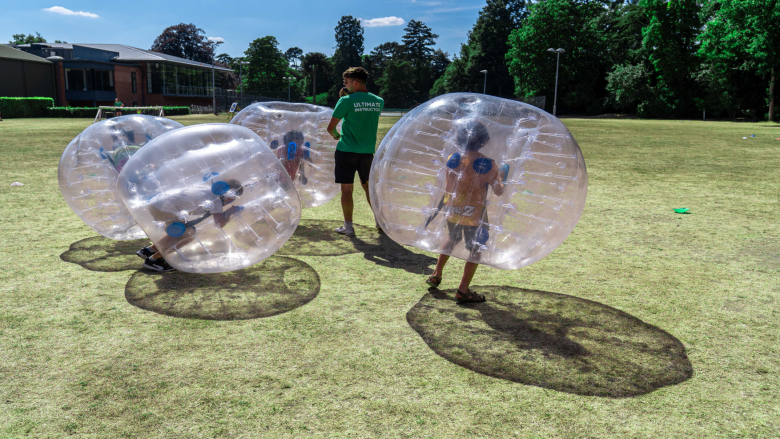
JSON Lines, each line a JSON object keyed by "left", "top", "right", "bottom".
{"left": 230, "top": 102, "right": 340, "bottom": 208}
{"left": 58, "top": 115, "right": 184, "bottom": 240}
{"left": 117, "top": 123, "right": 301, "bottom": 273}
{"left": 369, "top": 93, "right": 587, "bottom": 270}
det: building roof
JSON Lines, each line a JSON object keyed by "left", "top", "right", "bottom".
{"left": 0, "top": 44, "right": 52, "bottom": 63}
{"left": 17, "top": 43, "right": 232, "bottom": 72}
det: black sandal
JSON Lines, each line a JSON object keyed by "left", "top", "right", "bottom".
{"left": 426, "top": 275, "right": 442, "bottom": 288}
{"left": 456, "top": 289, "right": 486, "bottom": 303}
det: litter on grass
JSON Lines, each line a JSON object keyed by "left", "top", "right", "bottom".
{"left": 673, "top": 208, "right": 690, "bottom": 214}
{"left": 10, "top": 182, "right": 23, "bottom": 187}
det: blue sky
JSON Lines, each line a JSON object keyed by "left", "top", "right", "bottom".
{"left": 1, "top": 1, "right": 487, "bottom": 59}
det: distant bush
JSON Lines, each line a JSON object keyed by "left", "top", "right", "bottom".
{"left": 47, "top": 106, "right": 191, "bottom": 118}
{"left": 0, "top": 97, "right": 55, "bottom": 118}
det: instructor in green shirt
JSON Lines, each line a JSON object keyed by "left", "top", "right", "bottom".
{"left": 327, "top": 67, "right": 384, "bottom": 236}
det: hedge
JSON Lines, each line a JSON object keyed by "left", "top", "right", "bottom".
{"left": 47, "top": 106, "right": 191, "bottom": 118}
{"left": 0, "top": 97, "right": 55, "bottom": 118}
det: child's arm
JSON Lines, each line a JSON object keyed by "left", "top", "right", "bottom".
{"left": 491, "top": 163, "right": 507, "bottom": 196}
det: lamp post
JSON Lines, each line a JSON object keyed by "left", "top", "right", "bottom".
{"left": 282, "top": 76, "right": 293, "bottom": 102}
{"left": 240, "top": 60, "right": 249, "bottom": 107}
{"left": 480, "top": 70, "right": 488, "bottom": 94}
{"left": 209, "top": 39, "right": 223, "bottom": 115}
{"left": 546, "top": 48, "right": 565, "bottom": 116}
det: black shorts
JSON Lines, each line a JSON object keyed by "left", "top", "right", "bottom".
{"left": 446, "top": 221, "right": 481, "bottom": 252}
{"left": 334, "top": 150, "right": 373, "bottom": 184}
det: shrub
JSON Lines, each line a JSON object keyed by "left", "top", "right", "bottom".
{"left": 46, "top": 106, "right": 191, "bottom": 118}
{"left": 0, "top": 97, "right": 55, "bottom": 118}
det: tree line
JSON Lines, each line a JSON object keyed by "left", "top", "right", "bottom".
{"left": 43, "top": 0, "right": 769, "bottom": 119}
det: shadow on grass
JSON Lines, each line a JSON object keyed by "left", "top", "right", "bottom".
{"left": 279, "top": 219, "right": 436, "bottom": 274}
{"left": 61, "top": 236, "right": 150, "bottom": 272}
{"left": 407, "top": 285, "right": 693, "bottom": 397}
{"left": 125, "top": 256, "right": 319, "bottom": 320}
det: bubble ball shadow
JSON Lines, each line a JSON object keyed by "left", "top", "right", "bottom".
{"left": 125, "top": 256, "right": 320, "bottom": 320}
{"left": 407, "top": 286, "right": 693, "bottom": 397}
{"left": 61, "top": 236, "right": 151, "bottom": 272}
{"left": 278, "top": 219, "right": 436, "bottom": 274}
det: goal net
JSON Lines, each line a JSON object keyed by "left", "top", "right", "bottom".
{"left": 94, "top": 106, "right": 165, "bottom": 124}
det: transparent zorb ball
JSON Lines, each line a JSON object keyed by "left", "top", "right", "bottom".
{"left": 58, "top": 114, "right": 184, "bottom": 240}
{"left": 230, "top": 102, "right": 340, "bottom": 208}
{"left": 369, "top": 93, "right": 587, "bottom": 270}
{"left": 117, "top": 123, "right": 301, "bottom": 273}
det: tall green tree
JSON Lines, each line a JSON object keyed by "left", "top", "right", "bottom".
{"left": 284, "top": 47, "right": 304, "bottom": 69}
{"left": 638, "top": 0, "right": 703, "bottom": 117}
{"left": 9, "top": 32, "right": 46, "bottom": 44}
{"left": 362, "top": 42, "right": 405, "bottom": 89}
{"left": 401, "top": 20, "right": 439, "bottom": 96}
{"left": 377, "top": 60, "right": 417, "bottom": 108}
{"left": 699, "top": 0, "right": 780, "bottom": 120}
{"left": 331, "top": 16, "right": 365, "bottom": 100}
{"left": 244, "top": 36, "right": 289, "bottom": 94}
{"left": 151, "top": 23, "right": 213, "bottom": 63}
{"left": 302, "top": 52, "right": 333, "bottom": 105}
{"left": 506, "top": 0, "right": 611, "bottom": 114}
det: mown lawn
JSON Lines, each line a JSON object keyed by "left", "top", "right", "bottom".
{"left": 0, "top": 114, "right": 778, "bottom": 438}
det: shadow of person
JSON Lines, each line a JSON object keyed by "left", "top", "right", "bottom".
{"left": 61, "top": 236, "right": 150, "bottom": 272}
{"left": 411, "top": 286, "right": 693, "bottom": 397}
{"left": 278, "top": 220, "right": 436, "bottom": 274}
{"left": 125, "top": 255, "right": 320, "bottom": 320}
{"left": 349, "top": 233, "right": 437, "bottom": 275}
{"left": 277, "top": 219, "right": 374, "bottom": 257}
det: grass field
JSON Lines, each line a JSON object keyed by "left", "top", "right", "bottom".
{"left": 0, "top": 114, "right": 778, "bottom": 438}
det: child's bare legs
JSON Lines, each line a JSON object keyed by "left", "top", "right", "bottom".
{"left": 150, "top": 228, "right": 196, "bottom": 259}
{"left": 457, "top": 262, "right": 479, "bottom": 296}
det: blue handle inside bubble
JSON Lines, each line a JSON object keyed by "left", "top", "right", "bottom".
{"left": 287, "top": 142, "right": 297, "bottom": 160}
{"left": 446, "top": 153, "right": 461, "bottom": 169}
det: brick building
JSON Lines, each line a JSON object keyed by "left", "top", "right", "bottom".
{"left": 16, "top": 43, "right": 232, "bottom": 108}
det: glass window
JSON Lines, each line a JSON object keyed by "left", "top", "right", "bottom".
{"left": 86, "top": 69, "right": 95, "bottom": 91}
{"left": 131, "top": 72, "right": 137, "bottom": 93}
{"left": 65, "top": 68, "right": 85, "bottom": 91}
{"left": 101, "top": 70, "right": 114, "bottom": 91}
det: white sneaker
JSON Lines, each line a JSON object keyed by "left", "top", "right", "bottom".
{"left": 335, "top": 225, "right": 355, "bottom": 236}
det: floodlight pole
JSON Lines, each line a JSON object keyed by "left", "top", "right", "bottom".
{"left": 547, "top": 48, "right": 565, "bottom": 116}
{"left": 210, "top": 40, "right": 223, "bottom": 115}
{"left": 480, "top": 70, "right": 488, "bottom": 94}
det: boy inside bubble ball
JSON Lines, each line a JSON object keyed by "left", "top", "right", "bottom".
{"left": 424, "top": 120, "right": 506, "bottom": 303}
{"left": 270, "top": 130, "right": 308, "bottom": 185}
{"left": 136, "top": 179, "right": 245, "bottom": 272}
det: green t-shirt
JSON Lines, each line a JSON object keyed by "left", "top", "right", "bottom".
{"left": 114, "top": 101, "right": 123, "bottom": 107}
{"left": 332, "top": 92, "right": 384, "bottom": 154}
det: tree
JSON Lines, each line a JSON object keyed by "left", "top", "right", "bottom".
{"left": 302, "top": 52, "right": 332, "bottom": 105}
{"left": 507, "top": 0, "right": 613, "bottom": 114}
{"left": 699, "top": 0, "right": 780, "bottom": 121}
{"left": 377, "top": 60, "right": 417, "bottom": 108}
{"left": 9, "top": 32, "right": 46, "bottom": 45}
{"left": 638, "top": 0, "right": 703, "bottom": 118}
{"left": 54, "top": 40, "right": 67, "bottom": 44}
{"left": 244, "top": 36, "right": 289, "bottom": 94}
{"left": 284, "top": 47, "right": 303, "bottom": 69}
{"left": 363, "top": 42, "right": 405, "bottom": 88}
{"left": 331, "top": 16, "right": 365, "bottom": 100}
{"left": 401, "top": 20, "right": 439, "bottom": 96}
{"left": 151, "top": 23, "right": 213, "bottom": 63}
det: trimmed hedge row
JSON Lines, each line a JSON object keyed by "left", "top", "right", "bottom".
{"left": 47, "top": 106, "right": 191, "bottom": 118}
{"left": 0, "top": 97, "right": 55, "bottom": 118}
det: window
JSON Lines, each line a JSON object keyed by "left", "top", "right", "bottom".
{"left": 65, "top": 68, "right": 86, "bottom": 91}
{"left": 131, "top": 72, "right": 137, "bottom": 93}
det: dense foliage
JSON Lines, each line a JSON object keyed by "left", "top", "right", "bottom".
{"left": 150, "top": 23, "right": 214, "bottom": 64}
{"left": 0, "top": 97, "right": 55, "bottom": 118}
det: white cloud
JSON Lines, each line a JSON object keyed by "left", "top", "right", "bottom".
{"left": 43, "top": 6, "right": 99, "bottom": 18}
{"left": 360, "top": 17, "right": 405, "bottom": 28}
{"left": 207, "top": 37, "right": 225, "bottom": 43}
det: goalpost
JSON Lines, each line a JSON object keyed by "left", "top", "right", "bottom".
{"left": 94, "top": 106, "right": 165, "bottom": 124}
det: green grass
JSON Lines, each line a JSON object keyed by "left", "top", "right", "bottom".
{"left": 0, "top": 114, "right": 778, "bottom": 437}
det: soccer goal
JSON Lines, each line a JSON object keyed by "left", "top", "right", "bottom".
{"left": 94, "top": 106, "right": 165, "bottom": 124}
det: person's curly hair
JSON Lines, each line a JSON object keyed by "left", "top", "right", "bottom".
{"left": 342, "top": 67, "right": 368, "bottom": 82}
